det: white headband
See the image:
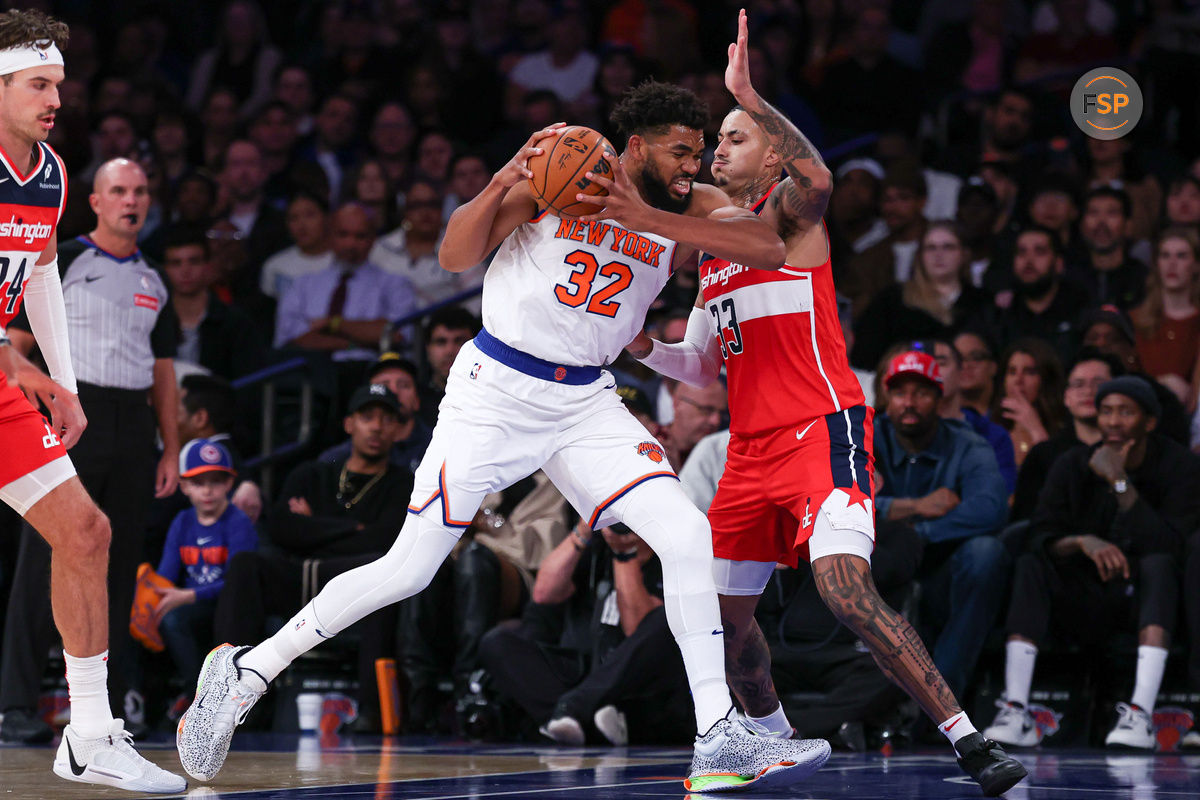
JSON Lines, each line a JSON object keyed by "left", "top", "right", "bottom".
{"left": 0, "top": 41, "right": 63, "bottom": 76}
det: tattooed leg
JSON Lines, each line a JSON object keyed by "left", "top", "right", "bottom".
{"left": 719, "top": 593, "right": 780, "bottom": 717}
{"left": 812, "top": 552, "right": 961, "bottom": 723}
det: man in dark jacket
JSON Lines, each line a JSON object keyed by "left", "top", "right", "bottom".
{"left": 984, "top": 376, "right": 1200, "bottom": 750}
{"left": 213, "top": 383, "right": 411, "bottom": 721}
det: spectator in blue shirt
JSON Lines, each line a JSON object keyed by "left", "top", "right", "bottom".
{"left": 874, "top": 350, "right": 1010, "bottom": 699}
{"left": 154, "top": 438, "right": 258, "bottom": 684}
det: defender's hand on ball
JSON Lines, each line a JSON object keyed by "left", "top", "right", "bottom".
{"left": 498, "top": 123, "right": 566, "bottom": 188}
{"left": 574, "top": 153, "right": 653, "bottom": 227}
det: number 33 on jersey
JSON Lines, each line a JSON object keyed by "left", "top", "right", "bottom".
{"left": 481, "top": 210, "right": 676, "bottom": 368}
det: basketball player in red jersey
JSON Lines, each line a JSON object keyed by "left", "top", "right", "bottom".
{"left": 0, "top": 10, "right": 184, "bottom": 793}
{"left": 627, "top": 11, "right": 1025, "bottom": 796}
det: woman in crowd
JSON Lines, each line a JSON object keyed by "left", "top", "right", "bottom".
{"left": 851, "top": 222, "right": 990, "bottom": 369}
{"left": 1132, "top": 228, "right": 1200, "bottom": 410}
{"left": 992, "top": 337, "right": 1066, "bottom": 465}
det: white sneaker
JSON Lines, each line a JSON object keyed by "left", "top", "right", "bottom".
{"left": 594, "top": 705, "right": 628, "bottom": 746}
{"left": 1105, "top": 703, "right": 1155, "bottom": 750}
{"left": 1182, "top": 729, "right": 1200, "bottom": 749}
{"left": 176, "top": 644, "right": 266, "bottom": 781}
{"left": 53, "top": 719, "right": 187, "bottom": 793}
{"left": 982, "top": 699, "right": 1039, "bottom": 747}
{"left": 540, "top": 715, "right": 585, "bottom": 745}
{"left": 685, "top": 712, "right": 830, "bottom": 793}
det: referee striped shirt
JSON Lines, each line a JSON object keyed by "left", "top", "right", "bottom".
{"left": 11, "top": 237, "right": 178, "bottom": 390}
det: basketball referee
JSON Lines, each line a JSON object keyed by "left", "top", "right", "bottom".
{"left": 0, "top": 158, "right": 179, "bottom": 742}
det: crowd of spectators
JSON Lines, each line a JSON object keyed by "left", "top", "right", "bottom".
{"left": 3, "top": 0, "right": 1200, "bottom": 750}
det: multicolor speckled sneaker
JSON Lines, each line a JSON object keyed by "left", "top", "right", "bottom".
{"left": 684, "top": 713, "right": 831, "bottom": 793}
{"left": 176, "top": 644, "right": 265, "bottom": 781}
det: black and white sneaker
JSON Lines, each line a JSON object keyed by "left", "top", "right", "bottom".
{"left": 53, "top": 719, "right": 187, "bottom": 793}
{"left": 685, "top": 711, "right": 830, "bottom": 793}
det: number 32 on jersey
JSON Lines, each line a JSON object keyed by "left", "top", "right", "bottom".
{"left": 554, "top": 249, "right": 633, "bottom": 318}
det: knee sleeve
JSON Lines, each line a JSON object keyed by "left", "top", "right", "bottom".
{"left": 608, "top": 480, "right": 716, "bottom": 631}
{"left": 313, "top": 512, "right": 460, "bottom": 634}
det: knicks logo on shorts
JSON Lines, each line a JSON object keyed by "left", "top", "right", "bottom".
{"left": 636, "top": 441, "right": 665, "bottom": 463}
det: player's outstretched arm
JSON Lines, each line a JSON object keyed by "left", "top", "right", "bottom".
{"left": 440, "top": 124, "right": 565, "bottom": 272}
{"left": 576, "top": 157, "right": 786, "bottom": 270}
{"left": 726, "top": 9, "right": 831, "bottom": 233}
{"left": 626, "top": 292, "right": 722, "bottom": 388}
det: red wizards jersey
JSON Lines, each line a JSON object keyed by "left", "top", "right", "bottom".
{"left": 699, "top": 183, "right": 863, "bottom": 437}
{"left": 0, "top": 141, "right": 67, "bottom": 332}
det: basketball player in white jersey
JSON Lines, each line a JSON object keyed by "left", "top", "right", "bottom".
{"left": 178, "top": 81, "right": 831, "bottom": 792}
{"left": 0, "top": 9, "right": 185, "bottom": 794}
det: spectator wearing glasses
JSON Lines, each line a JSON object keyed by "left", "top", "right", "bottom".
{"left": 954, "top": 330, "right": 999, "bottom": 418}
{"left": 371, "top": 179, "right": 483, "bottom": 308}
{"left": 661, "top": 379, "right": 728, "bottom": 471}
{"left": 851, "top": 222, "right": 990, "bottom": 369}
{"left": 928, "top": 339, "right": 1017, "bottom": 495}
{"left": 1012, "top": 349, "right": 1123, "bottom": 522}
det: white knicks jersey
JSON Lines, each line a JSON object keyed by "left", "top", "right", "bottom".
{"left": 482, "top": 210, "right": 677, "bottom": 366}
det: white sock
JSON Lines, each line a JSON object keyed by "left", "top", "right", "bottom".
{"left": 940, "top": 710, "right": 978, "bottom": 748}
{"left": 237, "top": 600, "right": 332, "bottom": 688}
{"left": 1005, "top": 640, "right": 1038, "bottom": 708}
{"left": 1131, "top": 645, "right": 1168, "bottom": 713}
{"left": 63, "top": 650, "right": 114, "bottom": 738}
{"left": 748, "top": 703, "right": 792, "bottom": 738}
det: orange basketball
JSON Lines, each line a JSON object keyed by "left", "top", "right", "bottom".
{"left": 527, "top": 125, "right": 617, "bottom": 218}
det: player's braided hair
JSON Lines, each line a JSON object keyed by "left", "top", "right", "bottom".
{"left": 0, "top": 9, "right": 68, "bottom": 86}
{"left": 609, "top": 80, "right": 708, "bottom": 143}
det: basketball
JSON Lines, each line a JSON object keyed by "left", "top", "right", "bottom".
{"left": 527, "top": 125, "right": 618, "bottom": 218}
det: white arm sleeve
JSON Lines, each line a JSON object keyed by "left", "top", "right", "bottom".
{"left": 635, "top": 305, "right": 723, "bottom": 388}
{"left": 22, "top": 257, "right": 77, "bottom": 394}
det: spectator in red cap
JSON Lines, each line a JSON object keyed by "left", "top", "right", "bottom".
{"left": 874, "top": 350, "right": 1009, "bottom": 701}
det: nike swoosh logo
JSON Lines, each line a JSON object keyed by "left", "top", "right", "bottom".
{"left": 943, "top": 717, "right": 962, "bottom": 732}
{"left": 84, "top": 275, "right": 102, "bottom": 282}
{"left": 796, "top": 420, "right": 818, "bottom": 441}
{"left": 0, "top": 178, "right": 10, "bottom": 184}
{"left": 197, "top": 537, "right": 214, "bottom": 545}
{"left": 66, "top": 736, "right": 86, "bottom": 776}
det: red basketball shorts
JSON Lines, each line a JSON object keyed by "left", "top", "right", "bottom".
{"left": 709, "top": 405, "right": 876, "bottom": 567}
{"left": 0, "top": 372, "right": 70, "bottom": 489}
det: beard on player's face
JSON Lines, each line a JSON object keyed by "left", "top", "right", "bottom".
{"left": 640, "top": 163, "right": 692, "bottom": 214}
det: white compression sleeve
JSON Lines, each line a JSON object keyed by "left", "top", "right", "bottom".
{"left": 635, "top": 305, "right": 722, "bottom": 388}
{"left": 22, "top": 257, "right": 77, "bottom": 394}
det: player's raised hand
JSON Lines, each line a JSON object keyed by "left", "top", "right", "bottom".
{"left": 496, "top": 123, "right": 566, "bottom": 188}
{"left": 725, "top": 8, "right": 758, "bottom": 104}
{"left": 574, "top": 153, "right": 653, "bottom": 227}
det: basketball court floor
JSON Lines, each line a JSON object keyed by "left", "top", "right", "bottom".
{"left": 3, "top": 732, "right": 1200, "bottom": 799}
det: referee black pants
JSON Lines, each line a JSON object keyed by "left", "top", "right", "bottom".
{"left": 0, "top": 384, "right": 157, "bottom": 717}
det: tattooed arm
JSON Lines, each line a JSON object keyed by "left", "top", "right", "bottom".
{"left": 724, "top": 9, "right": 831, "bottom": 236}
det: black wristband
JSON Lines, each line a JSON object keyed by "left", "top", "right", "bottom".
{"left": 612, "top": 548, "right": 639, "bottom": 562}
